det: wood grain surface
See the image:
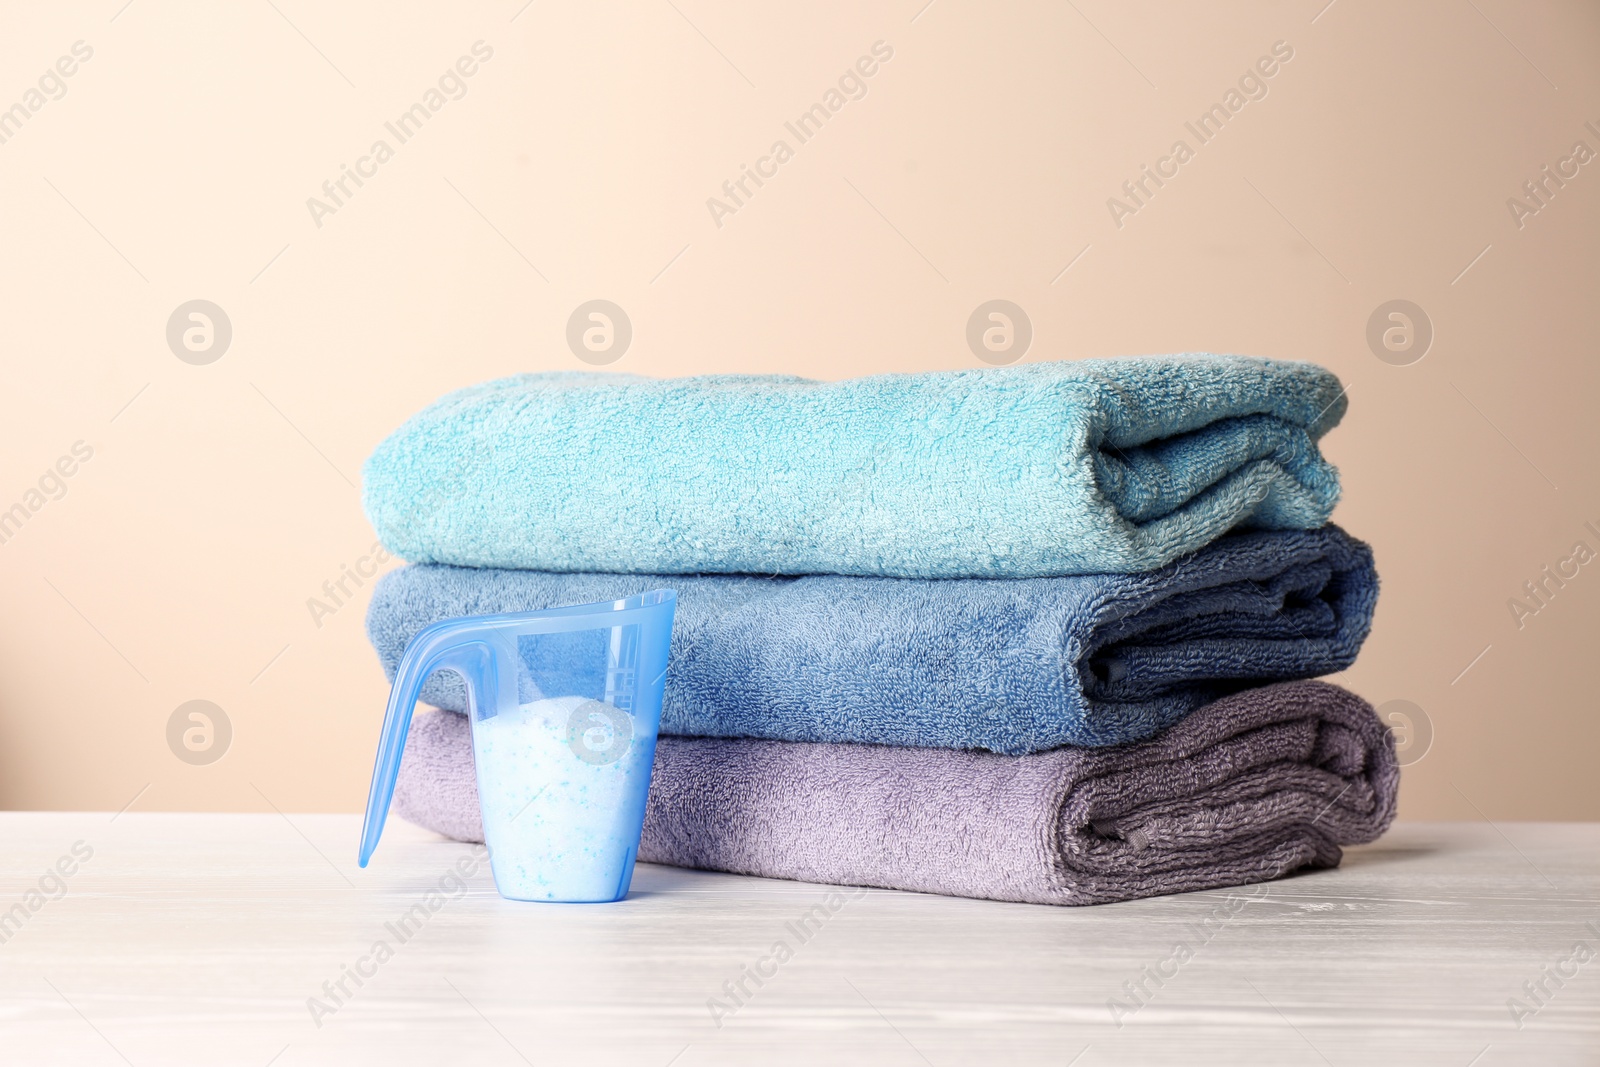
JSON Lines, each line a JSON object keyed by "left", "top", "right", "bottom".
{"left": 1, "top": 814, "right": 1596, "bottom": 1065}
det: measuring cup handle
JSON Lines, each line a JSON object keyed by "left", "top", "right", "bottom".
{"left": 357, "top": 620, "right": 496, "bottom": 868}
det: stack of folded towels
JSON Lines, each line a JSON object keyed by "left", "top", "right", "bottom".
{"left": 361, "top": 355, "right": 1396, "bottom": 906}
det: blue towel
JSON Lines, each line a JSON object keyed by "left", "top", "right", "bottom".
{"left": 362, "top": 356, "right": 1346, "bottom": 578}
{"left": 366, "top": 527, "right": 1376, "bottom": 753}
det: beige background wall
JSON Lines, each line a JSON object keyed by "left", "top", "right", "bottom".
{"left": 0, "top": 1, "right": 1596, "bottom": 818}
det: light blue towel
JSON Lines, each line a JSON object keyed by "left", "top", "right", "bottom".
{"left": 362, "top": 356, "right": 1346, "bottom": 578}
{"left": 366, "top": 527, "right": 1376, "bottom": 753}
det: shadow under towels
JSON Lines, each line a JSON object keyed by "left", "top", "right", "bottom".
{"left": 367, "top": 526, "right": 1376, "bottom": 751}
{"left": 391, "top": 681, "right": 1398, "bottom": 906}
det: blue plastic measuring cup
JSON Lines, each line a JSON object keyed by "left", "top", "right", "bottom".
{"left": 357, "top": 590, "right": 676, "bottom": 902}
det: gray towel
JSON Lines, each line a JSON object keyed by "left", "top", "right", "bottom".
{"left": 392, "top": 681, "right": 1397, "bottom": 905}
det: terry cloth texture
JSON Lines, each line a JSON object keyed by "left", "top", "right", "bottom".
{"left": 390, "top": 681, "right": 1398, "bottom": 906}
{"left": 366, "top": 527, "right": 1377, "bottom": 752}
{"left": 361, "top": 356, "right": 1347, "bottom": 579}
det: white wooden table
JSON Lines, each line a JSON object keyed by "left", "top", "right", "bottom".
{"left": 1, "top": 814, "right": 1596, "bottom": 1066}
